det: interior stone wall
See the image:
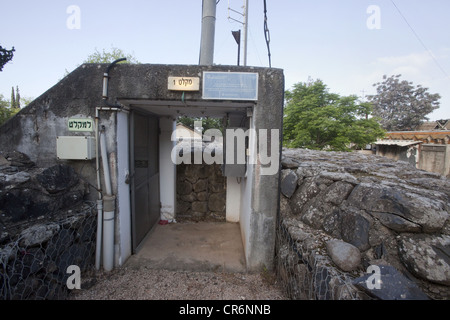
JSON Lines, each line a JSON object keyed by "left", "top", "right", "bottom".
{"left": 176, "top": 162, "right": 226, "bottom": 221}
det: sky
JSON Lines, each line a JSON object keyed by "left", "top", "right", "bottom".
{"left": 0, "top": 0, "right": 449, "bottom": 121}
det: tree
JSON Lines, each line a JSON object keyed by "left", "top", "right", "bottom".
{"left": 367, "top": 74, "right": 440, "bottom": 131}
{"left": 83, "top": 46, "right": 140, "bottom": 64}
{"left": 0, "top": 86, "right": 29, "bottom": 126}
{"left": 10, "top": 86, "right": 22, "bottom": 109}
{"left": 283, "top": 79, "right": 385, "bottom": 151}
{"left": 63, "top": 46, "right": 140, "bottom": 77}
{"left": 0, "top": 94, "right": 20, "bottom": 126}
{"left": 0, "top": 45, "right": 15, "bottom": 71}
{"left": 15, "top": 86, "right": 20, "bottom": 109}
{"left": 177, "top": 116, "right": 224, "bottom": 134}
{"left": 11, "top": 86, "right": 16, "bottom": 109}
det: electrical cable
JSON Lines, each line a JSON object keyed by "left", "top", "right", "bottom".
{"left": 263, "top": 0, "right": 272, "bottom": 68}
{"left": 390, "top": 0, "right": 450, "bottom": 81}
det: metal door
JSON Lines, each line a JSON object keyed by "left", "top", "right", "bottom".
{"left": 130, "top": 111, "right": 160, "bottom": 252}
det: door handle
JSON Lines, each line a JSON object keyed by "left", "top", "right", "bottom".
{"left": 125, "top": 169, "right": 133, "bottom": 184}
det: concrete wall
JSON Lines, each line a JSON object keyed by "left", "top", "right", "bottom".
{"left": 0, "top": 64, "right": 113, "bottom": 199}
{"left": 0, "top": 63, "right": 284, "bottom": 271}
{"left": 376, "top": 145, "right": 419, "bottom": 167}
{"left": 241, "top": 71, "right": 284, "bottom": 270}
{"left": 106, "top": 64, "right": 284, "bottom": 270}
{"left": 419, "top": 144, "right": 450, "bottom": 177}
{"left": 376, "top": 143, "right": 450, "bottom": 178}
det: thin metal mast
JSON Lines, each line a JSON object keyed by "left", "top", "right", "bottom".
{"left": 228, "top": 0, "right": 248, "bottom": 66}
{"left": 199, "top": 0, "right": 217, "bottom": 65}
{"left": 242, "top": 0, "right": 249, "bottom": 66}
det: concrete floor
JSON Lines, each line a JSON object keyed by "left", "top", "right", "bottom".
{"left": 125, "top": 221, "right": 247, "bottom": 273}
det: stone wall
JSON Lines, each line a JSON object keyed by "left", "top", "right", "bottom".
{"left": 0, "top": 151, "right": 97, "bottom": 299}
{"left": 277, "top": 148, "right": 450, "bottom": 300}
{"left": 176, "top": 162, "right": 226, "bottom": 221}
{"left": 419, "top": 144, "right": 450, "bottom": 177}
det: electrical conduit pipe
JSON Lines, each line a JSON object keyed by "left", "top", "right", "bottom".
{"left": 95, "top": 58, "right": 126, "bottom": 271}
{"left": 99, "top": 126, "right": 115, "bottom": 272}
{"left": 95, "top": 109, "right": 102, "bottom": 270}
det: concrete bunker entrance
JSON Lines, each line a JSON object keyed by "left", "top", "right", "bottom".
{"left": 123, "top": 99, "right": 252, "bottom": 271}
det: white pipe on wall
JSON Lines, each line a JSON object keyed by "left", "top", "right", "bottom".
{"left": 100, "top": 128, "right": 112, "bottom": 196}
{"left": 95, "top": 58, "right": 126, "bottom": 271}
{"left": 99, "top": 127, "right": 115, "bottom": 271}
{"left": 94, "top": 110, "right": 103, "bottom": 270}
{"left": 102, "top": 195, "right": 116, "bottom": 272}
{"left": 95, "top": 199, "right": 103, "bottom": 270}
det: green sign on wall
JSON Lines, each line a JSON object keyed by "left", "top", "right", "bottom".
{"left": 68, "top": 118, "right": 94, "bottom": 132}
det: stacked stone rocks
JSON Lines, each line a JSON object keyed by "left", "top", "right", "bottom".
{"left": 0, "top": 151, "right": 96, "bottom": 299}
{"left": 278, "top": 148, "right": 450, "bottom": 300}
{"left": 176, "top": 163, "right": 226, "bottom": 221}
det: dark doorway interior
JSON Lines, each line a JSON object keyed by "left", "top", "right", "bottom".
{"left": 130, "top": 111, "right": 160, "bottom": 252}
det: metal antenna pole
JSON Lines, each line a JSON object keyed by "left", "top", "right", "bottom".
{"left": 228, "top": 0, "right": 248, "bottom": 65}
{"left": 243, "top": 0, "right": 249, "bottom": 66}
{"left": 199, "top": 0, "right": 217, "bottom": 65}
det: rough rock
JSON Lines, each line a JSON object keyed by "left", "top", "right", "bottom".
{"left": 353, "top": 265, "right": 430, "bottom": 300}
{"left": 36, "top": 164, "right": 79, "bottom": 194}
{"left": 320, "top": 171, "right": 358, "bottom": 185}
{"left": 280, "top": 148, "right": 450, "bottom": 299}
{"left": 1, "top": 171, "right": 31, "bottom": 187}
{"left": 322, "top": 181, "right": 354, "bottom": 206}
{"left": 326, "top": 240, "right": 361, "bottom": 272}
{"left": 289, "top": 177, "right": 323, "bottom": 215}
{"left": 339, "top": 206, "right": 371, "bottom": 251}
{"left": 192, "top": 201, "right": 208, "bottom": 213}
{"left": 19, "top": 223, "right": 61, "bottom": 247}
{"left": 208, "top": 192, "right": 226, "bottom": 212}
{"left": 398, "top": 234, "right": 450, "bottom": 286}
{"left": 280, "top": 171, "right": 298, "bottom": 198}
{"left": 347, "top": 182, "right": 448, "bottom": 233}
{"left": 177, "top": 181, "right": 192, "bottom": 195}
{"left": 1, "top": 150, "right": 35, "bottom": 168}
{"left": 370, "top": 211, "right": 422, "bottom": 233}
{"left": 193, "top": 179, "right": 207, "bottom": 193}
{"left": 176, "top": 162, "right": 226, "bottom": 221}
{"left": 281, "top": 156, "right": 300, "bottom": 169}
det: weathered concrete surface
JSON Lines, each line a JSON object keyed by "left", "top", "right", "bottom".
{"left": 0, "top": 63, "right": 284, "bottom": 273}
{"left": 279, "top": 148, "right": 450, "bottom": 300}
{"left": 125, "top": 222, "right": 246, "bottom": 273}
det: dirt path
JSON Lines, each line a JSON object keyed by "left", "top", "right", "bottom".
{"left": 70, "top": 266, "right": 288, "bottom": 300}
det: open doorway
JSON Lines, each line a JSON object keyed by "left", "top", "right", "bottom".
{"left": 129, "top": 110, "right": 161, "bottom": 252}
{"left": 174, "top": 117, "right": 227, "bottom": 222}
{"left": 124, "top": 101, "right": 249, "bottom": 270}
